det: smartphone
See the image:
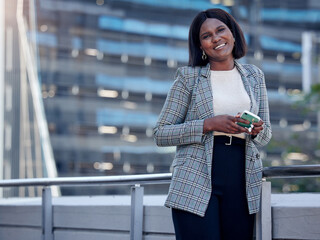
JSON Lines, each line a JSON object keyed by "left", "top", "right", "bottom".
{"left": 237, "top": 110, "right": 261, "bottom": 130}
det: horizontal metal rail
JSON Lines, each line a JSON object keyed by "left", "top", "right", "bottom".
{"left": 0, "top": 165, "right": 320, "bottom": 188}
{"left": 263, "top": 164, "right": 320, "bottom": 179}
{"left": 0, "top": 173, "right": 172, "bottom": 187}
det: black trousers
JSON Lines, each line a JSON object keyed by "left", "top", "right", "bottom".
{"left": 172, "top": 136, "right": 255, "bottom": 240}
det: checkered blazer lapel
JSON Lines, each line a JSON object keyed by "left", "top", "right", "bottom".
{"left": 195, "top": 64, "right": 214, "bottom": 178}
{"left": 195, "top": 63, "right": 213, "bottom": 120}
{"left": 235, "top": 61, "right": 259, "bottom": 114}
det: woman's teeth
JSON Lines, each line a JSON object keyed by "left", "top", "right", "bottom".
{"left": 215, "top": 43, "right": 226, "bottom": 50}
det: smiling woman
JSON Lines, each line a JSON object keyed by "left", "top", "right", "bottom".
{"left": 154, "top": 8, "right": 272, "bottom": 240}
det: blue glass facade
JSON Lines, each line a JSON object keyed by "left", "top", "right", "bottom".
{"left": 239, "top": 7, "right": 320, "bottom": 23}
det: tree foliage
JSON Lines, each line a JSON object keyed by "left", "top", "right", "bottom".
{"left": 303, "top": 83, "right": 320, "bottom": 109}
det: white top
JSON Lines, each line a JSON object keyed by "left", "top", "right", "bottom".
{"left": 210, "top": 67, "right": 251, "bottom": 139}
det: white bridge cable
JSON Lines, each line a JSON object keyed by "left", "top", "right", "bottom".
{"left": 16, "top": 0, "right": 60, "bottom": 196}
{"left": 0, "top": 0, "right": 5, "bottom": 198}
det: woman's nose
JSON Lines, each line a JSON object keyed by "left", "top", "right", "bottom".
{"left": 212, "top": 34, "right": 220, "bottom": 43}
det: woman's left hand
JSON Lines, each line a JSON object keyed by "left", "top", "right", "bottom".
{"left": 251, "top": 120, "right": 264, "bottom": 136}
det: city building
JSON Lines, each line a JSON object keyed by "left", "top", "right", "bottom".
{"left": 1, "top": 0, "right": 319, "bottom": 196}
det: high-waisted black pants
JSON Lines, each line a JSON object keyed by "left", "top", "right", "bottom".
{"left": 172, "top": 136, "right": 255, "bottom": 240}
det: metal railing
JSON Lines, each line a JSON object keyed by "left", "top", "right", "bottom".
{"left": 0, "top": 173, "right": 172, "bottom": 240}
{"left": 0, "top": 165, "right": 319, "bottom": 240}
{"left": 258, "top": 164, "right": 320, "bottom": 240}
{"left": 263, "top": 164, "right": 320, "bottom": 178}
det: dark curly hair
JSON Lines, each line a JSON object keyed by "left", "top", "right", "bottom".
{"left": 188, "top": 8, "right": 247, "bottom": 67}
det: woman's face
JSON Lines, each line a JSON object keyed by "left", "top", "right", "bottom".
{"left": 199, "top": 18, "right": 234, "bottom": 63}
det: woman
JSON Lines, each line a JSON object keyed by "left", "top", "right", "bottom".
{"left": 153, "top": 8, "right": 272, "bottom": 240}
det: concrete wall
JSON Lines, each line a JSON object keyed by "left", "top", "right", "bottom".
{"left": 0, "top": 194, "right": 319, "bottom": 239}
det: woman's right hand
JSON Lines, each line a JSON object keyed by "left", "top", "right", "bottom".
{"left": 203, "top": 115, "right": 250, "bottom": 134}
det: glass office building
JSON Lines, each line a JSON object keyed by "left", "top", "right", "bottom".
{"left": 2, "top": 0, "right": 320, "bottom": 195}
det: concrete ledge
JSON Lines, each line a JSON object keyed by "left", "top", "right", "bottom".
{"left": 0, "top": 194, "right": 319, "bottom": 239}
{"left": 0, "top": 226, "right": 41, "bottom": 240}
{"left": 272, "top": 193, "right": 320, "bottom": 240}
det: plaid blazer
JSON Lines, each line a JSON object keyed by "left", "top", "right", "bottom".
{"left": 153, "top": 61, "right": 272, "bottom": 217}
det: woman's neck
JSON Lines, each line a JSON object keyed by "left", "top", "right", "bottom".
{"left": 209, "top": 59, "right": 235, "bottom": 71}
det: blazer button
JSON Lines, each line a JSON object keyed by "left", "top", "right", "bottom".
{"left": 256, "top": 153, "right": 260, "bottom": 158}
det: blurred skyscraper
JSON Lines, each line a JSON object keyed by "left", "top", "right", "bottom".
{"left": 0, "top": 0, "right": 319, "bottom": 196}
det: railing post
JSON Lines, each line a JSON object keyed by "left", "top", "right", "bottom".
{"left": 42, "top": 187, "right": 53, "bottom": 240}
{"left": 130, "top": 184, "right": 144, "bottom": 240}
{"left": 256, "top": 180, "right": 272, "bottom": 240}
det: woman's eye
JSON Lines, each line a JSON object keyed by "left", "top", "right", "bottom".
{"left": 217, "top": 28, "right": 225, "bottom": 32}
{"left": 203, "top": 35, "right": 210, "bottom": 39}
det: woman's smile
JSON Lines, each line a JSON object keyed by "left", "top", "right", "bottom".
{"left": 214, "top": 42, "right": 226, "bottom": 50}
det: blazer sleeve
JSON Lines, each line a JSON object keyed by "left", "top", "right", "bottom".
{"left": 153, "top": 68, "right": 204, "bottom": 147}
{"left": 252, "top": 71, "right": 272, "bottom": 147}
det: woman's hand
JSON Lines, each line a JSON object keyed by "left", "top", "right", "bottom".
{"left": 203, "top": 115, "right": 250, "bottom": 134}
{"left": 251, "top": 120, "right": 264, "bottom": 136}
